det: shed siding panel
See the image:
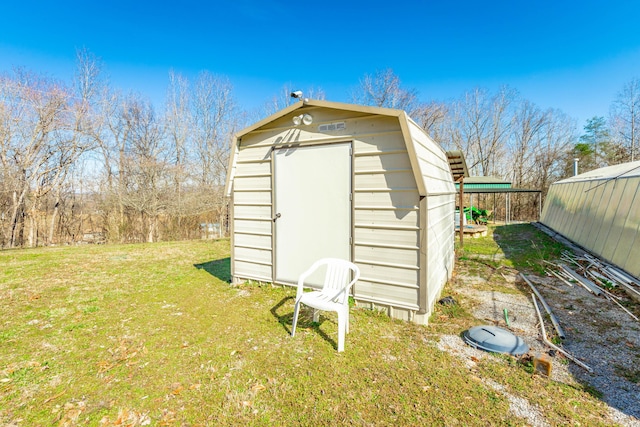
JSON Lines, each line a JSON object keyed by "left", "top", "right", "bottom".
{"left": 354, "top": 227, "right": 419, "bottom": 247}
{"left": 358, "top": 263, "right": 418, "bottom": 288}
{"left": 234, "top": 219, "right": 271, "bottom": 235}
{"left": 355, "top": 281, "right": 419, "bottom": 309}
{"left": 235, "top": 161, "right": 271, "bottom": 176}
{"left": 355, "top": 171, "right": 416, "bottom": 190}
{"left": 355, "top": 152, "right": 413, "bottom": 172}
{"left": 354, "top": 208, "right": 419, "bottom": 228}
{"left": 234, "top": 247, "right": 272, "bottom": 265}
{"left": 354, "top": 191, "right": 419, "bottom": 209}
{"left": 233, "top": 144, "right": 272, "bottom": 161}
{"left": 234, "top": 233, "right": 272, "bottom": 250}
{"left": 233, "top": 191, "right": 271, "bottom": 205}
{"left": 233, "top": 176, "right": 271, "bottom": 191}
{"left": 425, "top": 194, "right": 455, "bottom": 308}
{"left": 354, "top": 134, "right": 406, "bottom": 152}
{"left": 234, "top": 261, "right": 272, "bottom": 281}
{"left": 233, "top": 205, "right": 272, "bottom": 220}
{"left": 357, "top": 259, "right": 419, "bottom": 285}
{"left": 355, "top": 245, "right": 420, "bottom": 267}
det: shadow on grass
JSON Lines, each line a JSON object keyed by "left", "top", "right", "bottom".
{"left": 271, "top": 296, "right": 338, "bottom": 350}
{"left": 492, "top": 223, "right": 564, "bottom": 274}
{"left": 194, "top": 257, "right": 231, "bottom": 283}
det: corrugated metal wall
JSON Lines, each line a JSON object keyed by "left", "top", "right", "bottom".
{"left": 230, "top": 106, "right": 455, "bottom": 321}
{"left": 541, "top": 174, "right": 640, "bottom": 278}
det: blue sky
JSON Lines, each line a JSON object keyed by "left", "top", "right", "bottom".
{"left": 2, "top": 0, "right": 640, "bottom": 127}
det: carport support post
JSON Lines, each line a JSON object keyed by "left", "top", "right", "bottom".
{"left": 538, "top": 192, "right": 542, "bottom": 220}
{"left": 458, "top": 177, "right": 464, "bottom": 247}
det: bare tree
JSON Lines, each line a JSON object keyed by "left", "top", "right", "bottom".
{"left": 447, "top": 87, "right": 514, "bottom": 176}
{"left": 509, "top": 99, "right": 547, "bottom": 187}
{"left": 351, "top": 69, "right": 420, "bottom": 116}
{"left": 190, "top": 72, "right": 242, "bottom": 235}
{"left": 164, "top": 70, "right": 192, "bottom": 229}
{"left": 0, "top": 69, "right": 92, "bottom": 247}
{"left": 119, "top": 95, "right": 167, "bottom": 242}
{"left": 413, "top": 101, "right": 449, "bottom": 140}
{"left": 43, "top": 49, "right": 104, "bottom": 245}
{"left": 192, "top": 72, "right": 238, "bottom": 187}
{"left": 536, "top": 109, "right": 576, "bottom": 189}
{"left": 610, "top": 77, "right": 640, "bottom": 162}
{"left": 165, "top": 70, "right": 191, "bottom": 169}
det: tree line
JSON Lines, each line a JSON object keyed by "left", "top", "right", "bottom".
{"left": 352, "top": 69, "right": 640, "bottom": 221}
{"left": 1, "top": 50, "right": 241, "bottom": 248}
{"left": 1, "top": 55, "right": 638, "bottom": 248}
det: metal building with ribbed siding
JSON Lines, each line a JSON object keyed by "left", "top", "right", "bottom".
{"left": 224, "top": 100, "right": 457, "bottom": 324}
{"left": 541, "top": 160, "right": 640, "bottom": 279}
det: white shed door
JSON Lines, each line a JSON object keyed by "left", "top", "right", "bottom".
{"left": 274, "top": 143, "right": 351, "bottom": 286}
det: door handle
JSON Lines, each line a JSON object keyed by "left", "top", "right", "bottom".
{"left": 273, "top": 213, "right": 281, "bottom": 222}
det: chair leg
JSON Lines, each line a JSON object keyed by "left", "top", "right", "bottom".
{"left": 291, "top": 301, "right": 301, "bottom": 337}
{"left": 312, "top": 309, "right": 319, "bottom": 323}
{"left": 345, "top": 308, "right": 350, "bottom": 334}
{"left": 337, "top": 311, "right": 348, "bottom": 352}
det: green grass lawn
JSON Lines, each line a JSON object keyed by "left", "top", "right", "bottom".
{"left": 0, "top": 233, "right": 616, "bottom": 426}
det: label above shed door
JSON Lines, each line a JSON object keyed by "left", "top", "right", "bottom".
{"left": 318, "top": 122, "right": 346, "bottom": 132}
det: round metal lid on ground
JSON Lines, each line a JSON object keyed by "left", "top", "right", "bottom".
{"left": 463, "top": 325, "right": 529, "bottom": 355}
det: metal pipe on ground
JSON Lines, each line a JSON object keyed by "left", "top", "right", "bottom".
{"left": 604, "top": 293, "right": 640, "bottom": 322}
{"left": 520, "top": 273, "right": 566, "bottom": 340}
{"left": 586, "top": 271, "right": 622, "bottom": 300}
{"left": 559, "top": 265, "right": 603, "bottom": 296}
{"left": 546, "top": 268, "right": 574, "bottom": 288}
{"left": 604, "top": 266, "right": 640, "bottom": 286}
{"left": 531, "top": 294, "right": 593, "bottom": 373}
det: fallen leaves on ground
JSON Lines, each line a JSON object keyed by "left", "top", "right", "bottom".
{"left": 99, "top": 408, "right": 151, "bottom": 426}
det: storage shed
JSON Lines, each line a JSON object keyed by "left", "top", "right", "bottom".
{"left": 224, "top": 100, "right": 457, "bottom": 324}
{"left": 540, "top": 160, "right": 640, "bottom": 279}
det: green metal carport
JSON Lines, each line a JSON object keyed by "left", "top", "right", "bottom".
{"left": 455, "top": 176, "right": 541, "bottom": 223}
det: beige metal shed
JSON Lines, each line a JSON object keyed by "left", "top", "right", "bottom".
{"left": 541, "top": 160, "right": 640, "bottom": 279}
{"left": 224, "top": 100, "right": 457, "bottom": 324}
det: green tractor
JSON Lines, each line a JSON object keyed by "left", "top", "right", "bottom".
{"left": 464, "top": 206, "right": 489, "bottom": 225}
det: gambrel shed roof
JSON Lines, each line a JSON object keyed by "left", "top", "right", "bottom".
{"left": 225, "top": 99, "right": 455, "bottom": 198}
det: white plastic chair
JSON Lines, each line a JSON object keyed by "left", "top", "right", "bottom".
{"left": 291, "top": 258, "right": 360, "bottom": 352}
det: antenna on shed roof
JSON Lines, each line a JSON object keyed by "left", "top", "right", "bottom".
{"left": 290, "top": 90, "right": 309, "bottom": 104}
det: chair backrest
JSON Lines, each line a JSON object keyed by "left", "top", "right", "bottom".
{"left": 316, "top": 258, "right": 360, "bottom": 304}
